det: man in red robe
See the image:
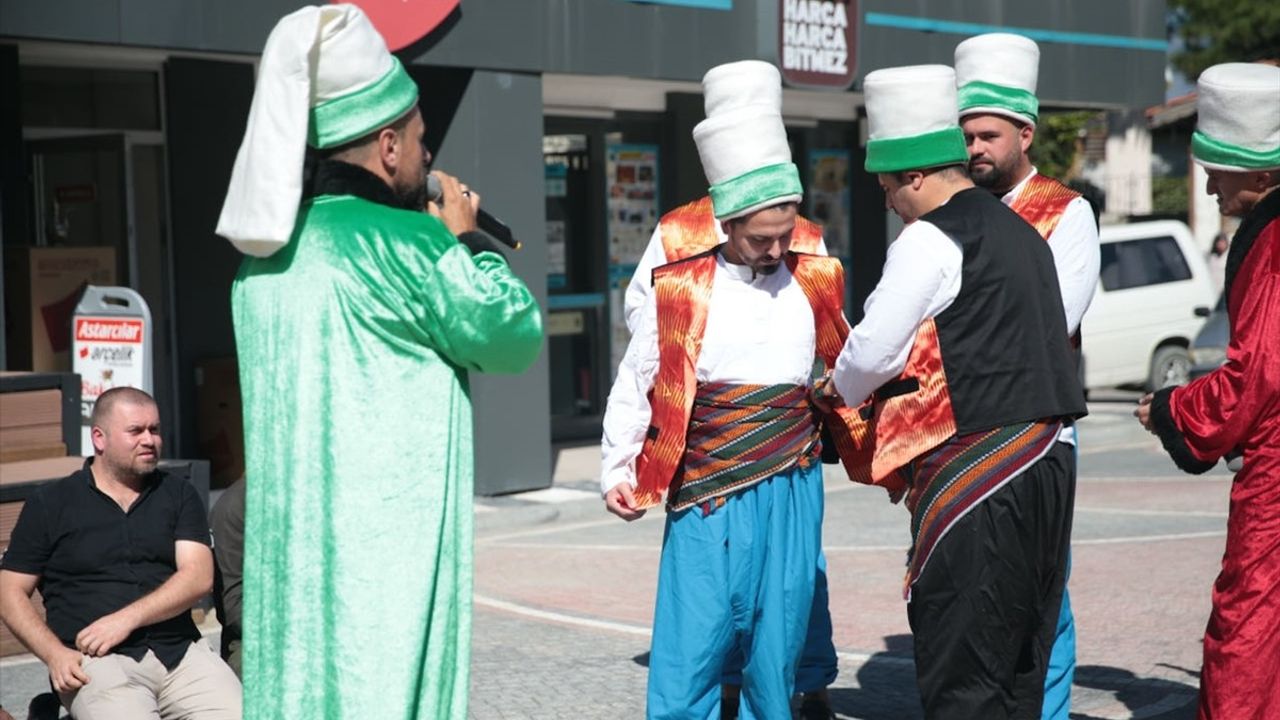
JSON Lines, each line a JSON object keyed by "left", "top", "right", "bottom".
{"left": 1135, "top": 61, "right": 1280, "bottom": 720}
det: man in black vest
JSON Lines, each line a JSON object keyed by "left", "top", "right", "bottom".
{"left": 827, "top": 65, "right": 1086, "bottom": 720}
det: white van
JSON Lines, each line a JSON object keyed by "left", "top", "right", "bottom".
{"left": 1080, "top": 220, "right": 1216, "bottom": 392}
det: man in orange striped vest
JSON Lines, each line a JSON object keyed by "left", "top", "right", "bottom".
{"left": 601, "top": 63, "right": 851, "bottom": 720}
{"left": 829, "top": 65, "right": 1086, "bottom": 720}
{"left": 956, "top": 34, "right": 1101, "bottom": 720}
{"left": 622, "top": 60, "right": 839, "bottom": 720}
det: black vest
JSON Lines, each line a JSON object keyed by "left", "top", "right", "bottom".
{"left": 925, "top": 187, "right": 1087, "bottom": 433}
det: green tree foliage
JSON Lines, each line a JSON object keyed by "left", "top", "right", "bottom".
{"left": 1030, "top": 111, "right": 1097, "bottom": 181}
{"left": 1152, "top": 176, "right": 1190, "bottom": 216}
{"left": 1169, "top": 0, "right": 1280, "bottom": 79}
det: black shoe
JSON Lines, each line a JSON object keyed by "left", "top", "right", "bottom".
{"left": 798, "top": 691, "right": 836, "bottom": 720}
{"left": 27, "top": 694, "right": 63, "bottom": 720}
{"left": 721, "top": 681, "right": 742, "bottom": 712}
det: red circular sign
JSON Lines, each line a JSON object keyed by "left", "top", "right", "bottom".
{"left": 336, "top": 0, "right": 460, "bottom": 52}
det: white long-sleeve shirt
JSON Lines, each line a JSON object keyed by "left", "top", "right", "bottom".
{"left": 1002, "top": 168, "right": 1101, "bottom": 335}
{"left": 623, "top": 218, "right": 829, "bottom": 333}
{"left": 832, "top": 220, "right": 963, "bottom": 408}
{"left": 601, "top": 256, "right": 817, "bottom": 495}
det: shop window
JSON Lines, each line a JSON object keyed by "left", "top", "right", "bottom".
{"left": 22, "top": 66, "right": 161, "bottom": 130}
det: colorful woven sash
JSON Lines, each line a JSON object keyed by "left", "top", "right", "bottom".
{"left": 669, "top": 382, "right": 821, "bottom": 511}
{"left": 902, "top": 419, "right": 1063, "bottom": 599}
{"left": 632, "top": 242, "right": 852, "bottom": 511}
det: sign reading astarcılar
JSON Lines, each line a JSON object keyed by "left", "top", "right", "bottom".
{"left": 75, "top": 316, "right": 146, "bottom": 422}
{"left": 779, "top": 0, "right": 858, "bottom": 89}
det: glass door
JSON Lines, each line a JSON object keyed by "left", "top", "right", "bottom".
{"left": 23, "top": 134, "right": 177, "bottom": 430}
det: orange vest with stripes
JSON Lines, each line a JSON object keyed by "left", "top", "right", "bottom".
{"left": 1012, "top": 172, "right": 1085, "bottom": 349}
{"left": 658, "top": 196, "right": 825, "bottom": 262}
{"left": 1009, "top": 173, "right": 1081, "bottom": 242}
{"left": 630, "top": 217, "right": 855, "bottom": 509}
{"left": 826, "top": 320, "right": 955, "bottom": 498}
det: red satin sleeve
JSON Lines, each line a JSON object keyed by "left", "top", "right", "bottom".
{"left": 1169, "top": 222, "right": 1280, "bottom": 463}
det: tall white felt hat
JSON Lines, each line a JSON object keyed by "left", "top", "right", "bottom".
{"left": 216, "top": 4, "right": 419, "bottom": 257}
{"left": 955, "top": 33, "right": 1041, "bottom": 125}
{"left": 1193, "top": 62, "right": 1280, "bottom": 172}
{"left": 693, "top": 104, "right": 802, "bottom": 220}
{"left": 863, "top": 65, "right": 969, "bottom": 173}
{"left": 702, "top": 60, "right": 783, "bottom": 117}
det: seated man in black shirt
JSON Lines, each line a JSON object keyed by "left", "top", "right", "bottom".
{"left": 0, "top": 387, "right": 241, "bottom": 719}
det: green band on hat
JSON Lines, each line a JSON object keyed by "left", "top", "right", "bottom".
{"left": 958, "top": 80, "right": 1039, "bottom": 124}
{"left": 864, "top": 127, "right": 969, "bottom": 174}
{"left": 309, "top": 58, "right": 420, "bottom": 149}
{"left": 1192, "top": 130, "right": 1280, "bottom": 170}
{"left": 709, "top": 162, "right": 804, "bottom": 218}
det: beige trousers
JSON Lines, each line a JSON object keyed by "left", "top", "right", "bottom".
{"left": 59, "top": 641, "right": 241, "bottom": 720}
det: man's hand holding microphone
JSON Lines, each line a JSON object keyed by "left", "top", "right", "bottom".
{"left": 425, "top": 170, "right": 521, "bottom": 251}
{"left": 426, "top": 170, "right": 481, "bottom": 236}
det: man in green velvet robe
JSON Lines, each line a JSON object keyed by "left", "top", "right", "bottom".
{"left": 214, "top": 6, "right": 543, "bottom": 718}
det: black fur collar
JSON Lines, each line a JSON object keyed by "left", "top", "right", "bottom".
{"left": 306, "top": 158, "right": 402, "bottom": 209}
{"left": 1225, "top": 188, "right": 1280, "bottom": 300}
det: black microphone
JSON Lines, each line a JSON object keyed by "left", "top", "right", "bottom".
{"left": 426, "top": 174, "right": 521, "bottom": 250}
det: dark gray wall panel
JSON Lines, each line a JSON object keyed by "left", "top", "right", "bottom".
{"left": 857, "top": 0, "right": 1167, "bottom": 107}
{"left": 857, "top": 27, "right": 1166, "bottom": 107}
{"left": 0, "top": 0, "right": 124, "bottom": 44}
{"left": 1, "top": 44, "right": 26, "bottom": 249}
{"left": 399, "top": 0, "right": 762, "bottom": 78}
{"left": 867, "top": 0, "right": 1166, "bottom": 37}
{"left": 423, "top": 68, "right": 552, "bottom": 495}
{"left": 3, "top": 0, "right": 1166, "bottom": 107}
{"left": 119, "top": 1, "right": 281, "bottom": 52}
{"left": 848, "top": 133, "right": 885, "bottom": 324}
{"left": 0, "top": 44, "right": 19, "bottom": 367}
{"left": 661, "top": 92, "right": 707, "bottom": 211}
{"left": 539, "top": 0, "right": 759, "bottom": 79}
{"left": 164, "top": 57, "right": 254, "bottom": 457}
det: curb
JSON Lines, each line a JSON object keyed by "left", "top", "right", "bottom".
{"left": 475, "top": 494, "right": 605, "bottom": 536}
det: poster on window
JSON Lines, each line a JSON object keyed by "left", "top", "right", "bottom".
{"left": 545, "top": 161, "right": 569, "bottom": 290}
{"left": 808, "top": 149, "right": 851, "bottom": 261}
{"left": 606, "top": 143, "right": 660, "bottom": 373}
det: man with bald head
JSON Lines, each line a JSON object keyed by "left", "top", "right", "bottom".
{"left": 0, "top": 387, "right": 241, "bottom": 719}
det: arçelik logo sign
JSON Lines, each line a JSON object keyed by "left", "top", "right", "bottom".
{"left": 336, "top": 0, "right": 460, "bottom": 52}
{"left": 75, "top": 318, "right": 144, "bottom": 344}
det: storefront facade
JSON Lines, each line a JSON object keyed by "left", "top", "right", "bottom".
{"left": 0, "top": 0, "right": 1167, "bottom": 493}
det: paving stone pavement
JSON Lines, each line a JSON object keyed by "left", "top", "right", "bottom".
{"left": 467, "top": 396, "right": 1217, "bottom": 719}
{"left": 0, "top": 395, "right": 1222, "bottom": 719}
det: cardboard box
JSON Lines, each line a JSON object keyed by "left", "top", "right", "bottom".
{"left": 3, "top": 246, "right": 117, "bottom": 371}
{"left": 195, "top": 357, "right": 244, "bottom": 490}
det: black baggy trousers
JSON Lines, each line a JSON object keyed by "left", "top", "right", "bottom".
{"left": 907, "top": 441, "right": 1076, "bottom": 720}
